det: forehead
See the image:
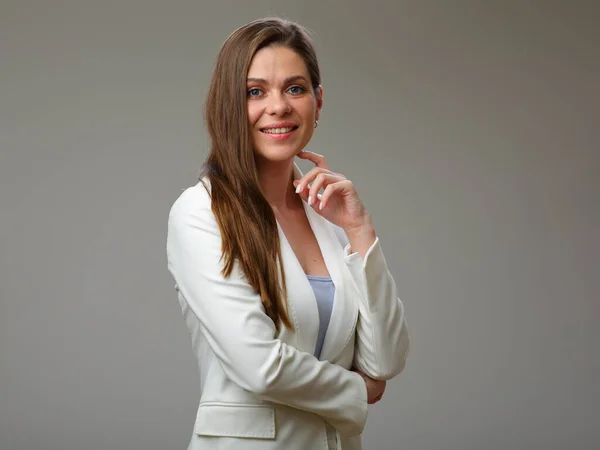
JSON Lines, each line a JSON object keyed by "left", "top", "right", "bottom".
{"left": 247, "top": 46, "right": 309, "bottom": 81}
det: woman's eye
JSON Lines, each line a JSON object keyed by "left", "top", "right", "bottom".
{"left": 287, "top": 85, "right": 305, "bottom": 94}
{"left": 247, "top": 88, "right": 261, "bottom": 97}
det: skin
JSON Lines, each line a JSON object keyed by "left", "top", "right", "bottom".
{"left": 247, "top": 45, "right": 386, "bottom": 405}
{"left": 247, "top": 45, "right": 322, "bottom": 208}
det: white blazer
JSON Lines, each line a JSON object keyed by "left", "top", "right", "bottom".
{"left": 166, "top": 165, "right": 409, "bottom": 450}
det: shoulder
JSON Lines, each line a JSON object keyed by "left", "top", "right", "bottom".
{"left": 169, "top": 177, "right": 211, "bottom": 214}
{"left": 168, "top": 177, "right": 217, "bottom": 232}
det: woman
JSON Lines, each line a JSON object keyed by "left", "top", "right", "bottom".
{"left": 166, "top": 17, "right": 409, "bottom": 450}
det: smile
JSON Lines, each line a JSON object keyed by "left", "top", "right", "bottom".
{"left": 260, "top": 126, "right": 299, "bottom": 134}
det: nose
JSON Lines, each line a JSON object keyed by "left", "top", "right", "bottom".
{"left": 265, "top": 92, "right": 291, "bottom": 116}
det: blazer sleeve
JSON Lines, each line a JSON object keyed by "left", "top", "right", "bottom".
{"left": 333, "top": 226, "right": 410, "bottom": 380}
{"left": 166, "top": 185, "right": 368, "bottom": 437}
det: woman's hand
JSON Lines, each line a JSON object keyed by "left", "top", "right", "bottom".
{"left": 353, "top": 369, "right": 387, "bottom": 405}
{"left": 294, "top": 151, "right": 372, "bottom": 234}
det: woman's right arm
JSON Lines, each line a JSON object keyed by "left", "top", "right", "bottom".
{"left": 166, "top": 186, "right": 368, "bottom": 437}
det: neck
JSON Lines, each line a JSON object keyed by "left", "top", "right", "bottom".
{"left": 256, "top": 158, "right": 300, "bottom": 211}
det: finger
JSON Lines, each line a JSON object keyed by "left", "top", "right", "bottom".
{"left": 295, "top": 185, "right": 327, "bottom": 209}
{"left": 293, "top": 180, "right": 320, "bottom": 207}
{"left": 308, "top": 173, "right": 344, "bottom": 208}
{"left": 368, "top": 392, "right": 382, "bottom": 405}
{"left": 293, "top": 166, "right": 332, "bottom": 194}
{"left": 375, "top": 380, "right": 386, "bottom": 396}
{"left": 295, "top": 182, "right": 310, "bottom": 204}
{"left": 296, "top": 150, "right": 330, "bottom": 170}
{"left": 318, "top": 179, "right": 353, "bottom": 210}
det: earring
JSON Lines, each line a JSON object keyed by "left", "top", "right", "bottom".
{"left": 314, "top": 120, "right": 319, "bottom": 128}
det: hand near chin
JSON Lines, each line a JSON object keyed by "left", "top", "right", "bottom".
{"left": 293, "top": 151, "right": 373, "bottom": 233}
{"left": 352, "top": 368, "right": 387, "bottom": 405}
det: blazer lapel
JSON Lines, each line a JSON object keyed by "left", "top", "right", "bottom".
{"left": 274, "top": 164, "right": 358, "bottom": 362}
{"left": 276, "top": 220, "right": 320, "bottom": 355}
{"left": 304, "top": 203, "right": 358, "bottom": 362}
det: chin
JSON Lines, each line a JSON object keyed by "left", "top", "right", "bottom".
{"left": 255, "top": 147, "right": 299, "bottom": 163}
{"left": 253, "top": 140, "right": 305, "bottom": 162}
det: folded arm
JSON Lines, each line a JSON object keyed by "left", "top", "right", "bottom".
{"left": 166, "top": 186, "right": 368, "bottom": 436}
{"left": 333, "top": 225, "right": 410, "bottom": 380}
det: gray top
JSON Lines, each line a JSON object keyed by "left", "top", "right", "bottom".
{"left": 306, "top": 275, "right": 335, "bottom": 359}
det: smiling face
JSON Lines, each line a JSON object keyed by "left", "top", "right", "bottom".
{"left": 246, "top": 45, "right": 323, "bottom": 163}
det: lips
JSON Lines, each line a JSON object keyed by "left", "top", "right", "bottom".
{"left": 260, "top": 125, "right": 299, "bottom": 134}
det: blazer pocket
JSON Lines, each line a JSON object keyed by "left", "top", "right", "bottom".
{"left": 194, "top": 403, "right": 276, "bottom": 440}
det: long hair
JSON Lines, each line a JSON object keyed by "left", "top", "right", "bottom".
{"left": 201, "top": 18, "right": 321, "bottom": 332}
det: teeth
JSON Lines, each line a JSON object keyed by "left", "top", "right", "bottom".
{"left": 262, "top": 127, "right": 294, "bottom": 134}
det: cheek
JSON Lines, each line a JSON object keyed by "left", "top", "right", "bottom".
{"left": 299, "top": 99, "right": 317, "bottom": 121}
{"left": 301, "top": 126, "right": 315, "bottom": 143}
{"left": 247, "top": 103, "right": 262, "bottom": 127}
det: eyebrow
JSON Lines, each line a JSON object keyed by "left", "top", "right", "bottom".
{"left": 246, "top": 75, "right": 310, "bottom": 85}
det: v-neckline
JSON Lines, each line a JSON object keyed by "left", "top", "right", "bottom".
{"left": 272, "top": 163, "right": 358, "bottom": 362}
{"left": 276, "top": 195, "right": 321, "bottom": 265}
{"left": 275, "top": 203, "right": 331, "bottom": 279}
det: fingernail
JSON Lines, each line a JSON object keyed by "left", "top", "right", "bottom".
{"left": 295, "top": 184, "right": 302, "bottom": 194}
{"left": 308, "top": 196, "right": 313, "bottom": 206}
{"left": 319, "top": 201, "right": 324, "bottom": 210}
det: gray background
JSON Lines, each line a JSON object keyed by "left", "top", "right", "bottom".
{"left": 1, "top": 1, "right": 598, "bottom": 449}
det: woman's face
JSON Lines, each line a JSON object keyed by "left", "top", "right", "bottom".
{"left": 246, "top": 45, "right": 322, "bottom": 163}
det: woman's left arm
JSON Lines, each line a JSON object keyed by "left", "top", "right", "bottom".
{"left": 338, "top": 224, "right": 410, "bottom": 381}
{"left": 295, "top": 151, "right": 410, "bottom": 381}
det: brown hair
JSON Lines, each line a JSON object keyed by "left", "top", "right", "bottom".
{"left": 200, "top": 18, "right": 321, "bottom": 332}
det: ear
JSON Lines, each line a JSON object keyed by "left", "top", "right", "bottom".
{"left": 315, "top": 85, "right": 324, "bottom": 121}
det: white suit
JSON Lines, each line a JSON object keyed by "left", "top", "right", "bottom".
{"left": 166, "top": 165, "right": 409, "bottom": 450}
